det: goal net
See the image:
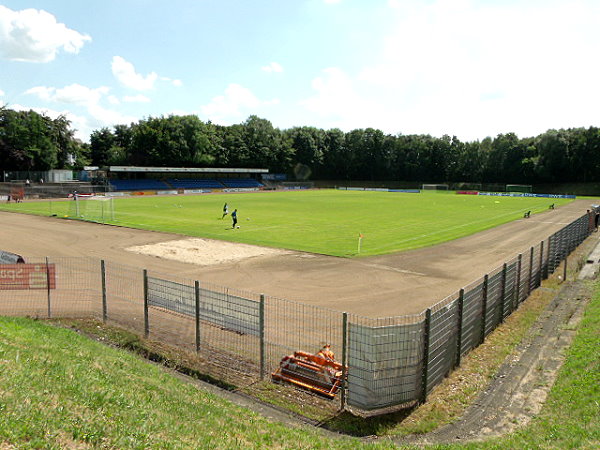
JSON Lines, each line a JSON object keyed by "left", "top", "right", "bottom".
{"left": 506, "top": 184, "right": 532, "bottom": 193}
{"left": 422, "top": 184, "right": 449, "bottom": 191}
{"left": 69, "top": 196, "right": 115, "bottom": 223}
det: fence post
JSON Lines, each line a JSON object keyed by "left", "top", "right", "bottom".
{"left": 539, "top": 241, "right": 545, "bottom": 283}
{"left": 500, "top": 263, "right": 507, "bottom": 323}
{"left": 259, "top": 294, "right": 265, "bottom": 380}
{"left": 455, "top": 289, "right": 464, "bottom": 368}
{"left": 340, "top": 311, "right": 348, "bottom": 411}
{"left": 515, "top": 253, "right": 522, "bottom": 308}
{"left": 480, "top": 274, "right": 488, "bottom": 344}
{"left": 45, "top": 257, "right": 51, "bottom": 319}
{"left": 545, "top": 237, "right": 551, "bottom": 278}
{"left": 143, "top": 269, "right": 149, "bottom": 338}
{"left": 101, "top": 260, "right": 107, "bottom": 323}
{"left": 195, "top": 281, "right": 200, "bottom": 353}
{"left": 420, "top": 308, "right": 432, "bottom": 404}
{"left": 562, "top": 255, "right": 568, "bottom": 283}
{"left": 528, "top": 246, "right": 534, "bottom": 295}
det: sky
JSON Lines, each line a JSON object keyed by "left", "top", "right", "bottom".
{"left": 1, "top": 0, "right": 600, "bottom": 143}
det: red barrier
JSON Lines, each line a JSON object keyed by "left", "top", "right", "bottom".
{"left": 0, "top": 264, "right": 56, "bottom": 290}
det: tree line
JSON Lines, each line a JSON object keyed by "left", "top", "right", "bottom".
{"left": 2, "top": 106, "right": 600, "bottom": 184}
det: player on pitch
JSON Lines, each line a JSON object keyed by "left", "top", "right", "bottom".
{"left": 231, "top": 209, "right": 238, "bottom": 228}
{"left": 221, "top": 202, "right": 229, "bottom": 219}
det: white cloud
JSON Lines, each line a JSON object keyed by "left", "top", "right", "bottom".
{"left": 26, "top": 84, "right": 110, "bottom": 107}
{"left": 107, "top": 95, "right": 120, "bottom": 105}
{"left": 123, "top": 94, "right": 150, "bottom": 103}
{"left": 201, "top": 83, "right": 266, "bottom": 123}
{"left": 111, "top": 56, "right": 158, "bottom": 91}
{"left": 200, "top": 84, "right": 280, "bottom": 124}
{"left": 301, "top": 0, "right": 600, "bottom": 140}
{"left": 24, "top": 83, "right": 136, "bottom": 140}
{"left": 300, "top": 67, "right": 380, "bottom": 130}
{"left": 0, "top": 5, "right": 90, "bottom": 63}
{"left": 86, "top": 104, "right": 136, "bottom": 129}
{"left": 261, "top": 62, "right": 283, "bottom": 73}
{"left": 0, "top": 89, "right": 4, "bottom": 96}
{"left": 160, "top": 76, "right": 183, "bottom": 87}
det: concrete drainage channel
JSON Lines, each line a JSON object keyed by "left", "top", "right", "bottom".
{"left": 578, "top": 241, "right": 600, "bottom": 279}
{"left": 397, "top": 239, "right": 600, "bottom": 446}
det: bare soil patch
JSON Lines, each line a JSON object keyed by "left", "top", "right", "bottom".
{"left": 126, "top": 238, "right": 290, "bottom": 266}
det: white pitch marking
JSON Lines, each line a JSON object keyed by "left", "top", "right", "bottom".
{"left": 358, "top": 262, "right": 426, "bottom": 276}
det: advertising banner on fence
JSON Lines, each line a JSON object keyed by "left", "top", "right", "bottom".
{"left": 0, "top": 264, "right": 56, "bottom": 290}
{"left": 478, "top": 192, "right": 576, "bottom": 199}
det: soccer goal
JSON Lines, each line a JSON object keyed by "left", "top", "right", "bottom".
{"left": 506, "top": 184, "right": 533, "bottom": 193}
{"left": 69, "top": 196, "right": 115, "bottom": 223}
{"left": 422, "top": 184, "right": 449, "bottom": 191}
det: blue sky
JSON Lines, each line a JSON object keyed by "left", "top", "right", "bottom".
{"left": 1, "top": 0, "right": 600, "bottom": 142}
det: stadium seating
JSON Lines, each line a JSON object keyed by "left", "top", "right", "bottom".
{"left": 108, "top": 177, "right": 263, "bottom": 191}
{"left": 219, "top": 178, "right": 263, "bottom": 188}
{"left": 168, "top": 179, "right": 224, "bottom": 189}
{"left": 109, "top": 179, "right": 171, "bottom": 191}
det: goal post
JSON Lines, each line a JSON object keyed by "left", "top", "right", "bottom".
{"left": 506, "top": 184, "right": 533, "bottom": 193}
{"left": 422, "top": 184, "right": 449, "bottom": 191}
{"left": 69, "top": 196, "right": 115, "bottom": 223}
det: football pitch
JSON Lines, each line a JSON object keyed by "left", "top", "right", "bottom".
{"left": 0, "top": 190, "right": 571, "bottom": 257}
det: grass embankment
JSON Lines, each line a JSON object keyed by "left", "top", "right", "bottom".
{"left": 1, "top": 277, "right": 598, "bottom": 448}
{"left": 0, "top": 190, "right": 570, "bottom": 257}
{"left": 0, "top": 316, "right": 388, "bottom": 449}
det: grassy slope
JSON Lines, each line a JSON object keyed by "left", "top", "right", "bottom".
{"left": 439, "top": 280, "right": 600, "bottom": 449}
{"left": 0, "top": 190, "right": 570, "bottom": 257}
{"left": 0, "top": 316, "right": 388, "bottom": 449}
{"left": 0, "top": 279, "right": 597, "bottom": 448}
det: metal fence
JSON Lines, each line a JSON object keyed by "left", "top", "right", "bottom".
{"left": 0, "top": 211, "right": 595, "bottom": 415}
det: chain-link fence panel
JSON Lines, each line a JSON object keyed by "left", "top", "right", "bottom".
{"left": 484, "top": 267, "right": 503, "bottom": 337}
{"left": 265, "top": 296, "right": 344, "bottom": 406}
{"left": 346, "top": 314, "right": 425, "bottom": 411}
{"left": 460, "top": 277, "right": 485, "bottom": 355}
{"left": 529, "top": 244, "right": 541, "bottom": 293}
{"left": 518, "top": 250, "right": 531, "bottom": 304}
{"left": 103, "top": 260, "right": 145, "bottom": 336}
{"left": 426, "top": 294, "right": 459, "bottom": 394}
{"left": 46, "top": 257, "right": 100, "bottom": 318}
{"left": 503, "top": 258, "right": 518, "bottom": 320}
{"left": 0, "top": 257, "right": 99, "bottom": 319}
{"left": 0, "top": 257, "right": 57, "bottom": 317}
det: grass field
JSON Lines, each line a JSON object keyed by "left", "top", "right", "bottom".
{"left": 0, "top": 190, "right": 571, "bottom": 257}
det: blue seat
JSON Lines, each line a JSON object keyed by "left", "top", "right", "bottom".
{"left": 110, "top": 179, "right": 171, "bottom": 191}
{"left": 219, "top": 178, "right": 263, "bottom": 188}
{"left": 168, "top": 179, "right": 224, "bottom": 189}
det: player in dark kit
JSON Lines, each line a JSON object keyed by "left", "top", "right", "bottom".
{"left": 231, "top": 209, "right": 238, "bottom": 228}
{"left": 222, "top": 203, "right": 228, "bottom": 219}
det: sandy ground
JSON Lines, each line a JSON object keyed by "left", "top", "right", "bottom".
{"left": 127, "top": 238, "right": 290, "bottom": 266}
{"left": 0, "top": 198, "right": 595, "bottom": 317}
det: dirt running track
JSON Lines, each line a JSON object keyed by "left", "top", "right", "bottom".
{"left": 0, "top": 199, "right": 594, "bottom": 318}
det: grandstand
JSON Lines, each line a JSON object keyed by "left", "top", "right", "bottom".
{"left": 219, "top": 178, "right": 263, "bottom": 189}
{"left": 109, "top": 179, "right": 171, "bottom": 191}
{"left": 106, "top": 166, "right": 267, "bottom": 192}
{"left": 168, "top": 179, "right": 224, "bottom": 190}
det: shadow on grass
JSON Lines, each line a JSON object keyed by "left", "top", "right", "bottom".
{"left": 319, "top": 407, "right": 415, "bottom": 437}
